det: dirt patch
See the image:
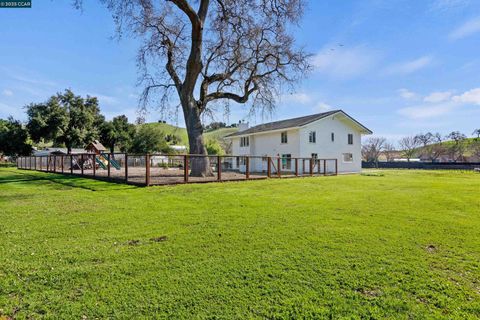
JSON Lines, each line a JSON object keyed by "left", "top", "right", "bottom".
{"left": 425, "top": 244, "right": 438, "bottom": 253}
{"left": 357, "top": 288, "right": 382, "bottom": 298}
{"left": 127, "top": 239, "right": 140, "bottom": 246}
{"left": 150, "top": 236, "right": 168, "bottom": 242}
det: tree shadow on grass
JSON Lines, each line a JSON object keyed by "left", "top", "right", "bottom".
{"left": 0, "top": 170, "right": 137, "bottom": 192}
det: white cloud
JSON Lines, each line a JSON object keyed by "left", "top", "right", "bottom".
{"left": 398, "top": 88, "right": 418, "bottom": 100}
{"left": 281, "top": 92, "right": 312, "bottom": 104}
{"left": 398, "top": 87, "right": 480, "bottom": 119}
{"left": 312, "top": 45, "right": 379, "bottom": 79}
{"left": 449, "top": 17, "right": 480, "bottom": 40}
{"left": 313, "top": 101, "right": 333, "bottom": 112}
{"left": 7, "top": 72, "right": 57, "bottom": 87}
{"left": 452, "top": 88, "right": 480, "bottom": 104}
{"left": 89, "top": 93, "right": 118, "bottom": 105}
{"left": 2, "top": 89, "right": 13, "bottom": 97}
{"left": 398, "top": 102, "right": 457, "bottom": 119}
{"left": 385, "top": 56, "right": 433, "bottom": 75}
{"left": 431, "top": 0, "right": 471, "bottom": 11}
{"left": 424, "top": 91, "right": 453, "bottom": 103}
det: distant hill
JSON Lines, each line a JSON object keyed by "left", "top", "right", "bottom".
{"left": 141, "top": 122, "right": 189, "bottom": 144}
{"left": 140, "top": 122, "right": 238, "bottom": 152}
{"left": 417, "top": 137, "right": 478, "bottom": 157}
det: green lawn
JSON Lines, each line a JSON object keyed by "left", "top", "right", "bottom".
{"left": 0, "top": 168, "right": 479, "bottom": 319}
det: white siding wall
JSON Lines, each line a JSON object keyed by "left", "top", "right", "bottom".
{"left": 231, "top": 129, "right": 300, "bottom": 172}
{"left": 299, "top": 114, "right": 362, "bottom": 173}
{"left": 229, "top": 113, "right": 365, "bottom": 173}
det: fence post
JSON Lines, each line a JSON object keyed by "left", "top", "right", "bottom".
{"left": 277, "top": 157, "right": 281, "bottom": 178}
{"left": 335, "top": 159, "right": 338, "bottom": 175}
{"left": 184, "top": 155, "right": 189, "bottom": 183}
{"left": 53, "top": 155, "right": 57, "bottom": 173}
{"left": 70, "top": 155, "right": 73, "bottom": 174}
{"left": 217, "top": 155, "right": 221, "bottom": 181}
{"left": 92, "top": 154, "right": 96, "bottom": 177}
{"left": 309, "top": 158, "right": 313, "bottom": 176}
{"left": 295, "top": 158, "right": 299, "bottom": 177}
{"left": 267, "top": 157, "right": 271, "bottom": 178}
{"left": 246, "top": 156, "right": 250, "bottom": 179}
{"left": 324, "top": 159, "right": 327, "bottom": 176}
{"left": 107, "top": 153, "right": 111, "bottom": 178}
{"left": 145, "top": 154, "right": 151, "bottom": 186}
{"left": 124, "top": 154, "right": 128, "bottom": 182}
{"left": 81, "top": 154, "right": 84, "bottom": 176}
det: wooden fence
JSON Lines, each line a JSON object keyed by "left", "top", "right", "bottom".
{"left": 16, "top": 153, "right": 338, "bottom": 186}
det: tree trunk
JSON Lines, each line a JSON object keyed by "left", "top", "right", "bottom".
{"left": 182, "top": 98, "right": 213, "bottom": 177}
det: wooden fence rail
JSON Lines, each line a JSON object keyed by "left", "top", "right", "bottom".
{"left": 16, "top": 153, "right": 338, "bottom": 186}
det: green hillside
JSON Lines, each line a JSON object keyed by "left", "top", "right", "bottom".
{"left": 140, "top": 122, "right": 238, "bottom": 153}
{"left": 141, "top": 122, "right": 189, "bottom": 143}
{"left": 204, "top": 127, "right": 238, "bottom": 140}
{"left": 417, "top": 137, "right": 478, "bottom": 158}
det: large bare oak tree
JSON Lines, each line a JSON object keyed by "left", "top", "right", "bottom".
{"left": 76, "top": 0, "right": 310, "bottom": 176}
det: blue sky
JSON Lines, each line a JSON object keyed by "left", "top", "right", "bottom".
{"left": 0, "top": 0, "right": 479, "bottom": 143}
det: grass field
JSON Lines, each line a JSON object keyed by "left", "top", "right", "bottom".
{"left": 0, "top": 168, "right": 479, "bottom": 319}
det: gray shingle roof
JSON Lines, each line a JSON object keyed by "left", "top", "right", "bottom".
{"left": 226, "top": 110, "right": 343, "bottom": 137}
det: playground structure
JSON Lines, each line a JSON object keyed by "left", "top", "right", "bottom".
{"left": 17, "top": 153, "right": 339, "bottom": 186}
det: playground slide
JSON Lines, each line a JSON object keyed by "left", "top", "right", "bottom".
{"left": 95, "top": 157, "right": 107, "bottom": 169}
{"left": 96, "top": 154, "right": 121, "bottom": 170}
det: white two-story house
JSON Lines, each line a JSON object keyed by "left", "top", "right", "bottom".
{"left": 225, "top": 110, "right": 372, "bottom": 174}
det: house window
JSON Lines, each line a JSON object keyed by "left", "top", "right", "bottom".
{"left": 281, "top": 131, "right": 288, "bottom": 144}
{"left": 308, "top": 131, "right": 316, "bottom": 143}
{"left": 240, "top": 136, "right": 249, "bottom": 147}
{"left": 343, "top": 153, "right": 353, "bottom": 162}
{"left": 282, "top": 154, "right": 292, "bottom": 170}
{"left": 348, "top": 134, "right": 353, "bottom": 145}
{"left": 311, "top": 153, "right": 318, "bottom": 159}
{"left": 331, "top": 132, "right": 335, "bottom": 142}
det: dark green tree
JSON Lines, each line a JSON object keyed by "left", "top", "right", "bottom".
{"left": 99, "top": 115, "right": 136, "bottom": 153}
{"left": 0, "top": 117, "right": 32, "bottom": 157}
{"left": 26, "top": 90, "right": 104, "bottom": 153}
{"left": 130, "top": 125, "right": 171, "bottom": 154}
